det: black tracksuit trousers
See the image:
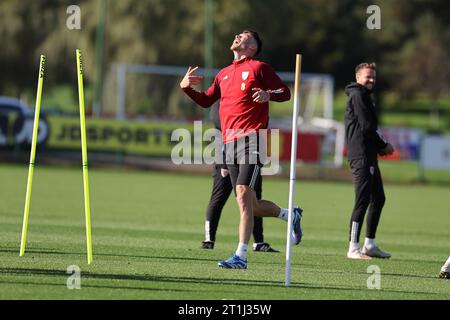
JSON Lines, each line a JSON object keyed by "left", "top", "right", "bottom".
{"left": 349, "top": 158, "right": 386, "bottom": 243}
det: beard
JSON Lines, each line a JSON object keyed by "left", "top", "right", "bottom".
{"left": 366, "top": 83, "right": 375, "bottom": 90}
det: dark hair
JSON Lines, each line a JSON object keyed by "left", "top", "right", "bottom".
{"left": 243, "top": 30, "right": 262, "bottom": 56}
{"left": 355, "top": 62, "right": 376, "bottom": 74}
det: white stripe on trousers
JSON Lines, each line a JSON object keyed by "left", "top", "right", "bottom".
{"left": 205, "top": 221, "right": 211, "bottom": 242}
{"left": 351, "top": 221, "right": 359, "bottom": 243}
{"left": 249, "top": 166, "right": 260, "bottom": 189}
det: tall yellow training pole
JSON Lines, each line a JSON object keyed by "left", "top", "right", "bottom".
{"left": 76, "top": 49, "right": 93, "bottom": 264}
{"left": 20, "top": 55, "right": 46, "bottom": 257}
{"left": 285, "top": 54, "right": 302, "bottom": 286}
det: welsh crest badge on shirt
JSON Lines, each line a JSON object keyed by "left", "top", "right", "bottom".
{"left": 241, "top": 71, "right": 249, "bottom": 90}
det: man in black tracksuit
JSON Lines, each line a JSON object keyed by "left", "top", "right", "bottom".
{"left": 344, "top": 62, "right": 394, "bottom": 260}
{"left": 200, "top": 103, "right": 278, "bottom": 252}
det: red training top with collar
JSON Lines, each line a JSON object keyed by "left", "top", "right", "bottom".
{"left": 182, "top": 57, "right": 291, "bottom": 143}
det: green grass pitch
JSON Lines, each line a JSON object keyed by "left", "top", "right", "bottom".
{"left": 0, "top": 163, "right": 449, "bottom": 299}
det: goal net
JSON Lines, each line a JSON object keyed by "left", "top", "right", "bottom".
{"left": 101, "top": 63, "right": 342, "bottom": 167}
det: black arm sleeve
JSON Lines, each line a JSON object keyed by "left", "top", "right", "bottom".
{"left": 351, "top": 92, "right": 387, "bottom": 150}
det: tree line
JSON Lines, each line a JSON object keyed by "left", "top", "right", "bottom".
{"left": 1, "top": 0, "right": 449, "bottom": 116}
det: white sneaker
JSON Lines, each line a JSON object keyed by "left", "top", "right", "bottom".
{"left": 362, "top": 246, "right": 391, "bottom": 259}
{"left": 347, "top": 249, "right": 372, "bottom": 260}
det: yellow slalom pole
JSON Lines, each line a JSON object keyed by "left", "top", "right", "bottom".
{"left": 20, "top": 55, "right": 46, "bottom": 257}
{"left": 76, "top": 49, "right": 93, "bottom": 264}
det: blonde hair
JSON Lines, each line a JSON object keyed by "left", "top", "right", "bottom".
{"left": 355, "top": 62, "right": 376, "bottom": 74}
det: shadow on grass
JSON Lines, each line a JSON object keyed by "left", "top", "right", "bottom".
{"left": 390, "top": 257, "right": 447, "bottom": 265}
{"left": 1, "top": 247, "right": 217, "bottom": 263}
{"left": 0, "top": 247, "right": 310, "bottom": 267}
{"left": 0, "top": 267, "right": 439, "bottom": 296}
{"left": 0, "top": 279, "right": 193, "bottom": 294}
{"left": 309, "top": 268, "right": 438, "bottom": 280}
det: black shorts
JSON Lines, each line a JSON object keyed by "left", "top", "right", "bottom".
{"left": 224, "top": 134, "right": 264, "bottom": 193}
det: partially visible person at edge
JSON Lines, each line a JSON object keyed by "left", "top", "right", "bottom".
{"left": 180, "top": 30, "right": 302, "bottom": 269}
{"left": 438, "top": 256, "right": 450, "bottom": 279}
{"left": 344, "top": 62, "right": 394, "bottom": 260}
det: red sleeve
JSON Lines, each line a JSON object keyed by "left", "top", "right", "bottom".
{"left": 181, "top": 76, "right": 221, "bottom": 108}
{"left": 258, "top": 63, "right": 291, "bottom": 102}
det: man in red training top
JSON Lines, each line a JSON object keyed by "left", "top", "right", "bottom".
{"left": 180, "top": 30, "right": 302, "bottom": 269}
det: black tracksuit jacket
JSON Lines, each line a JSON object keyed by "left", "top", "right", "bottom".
{"left": 344, "top": 82, "right": 387, "bottom": 162}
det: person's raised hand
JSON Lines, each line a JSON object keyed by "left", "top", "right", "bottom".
{"left": 180, "top": 66, "right": 203, "bottom": 89}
